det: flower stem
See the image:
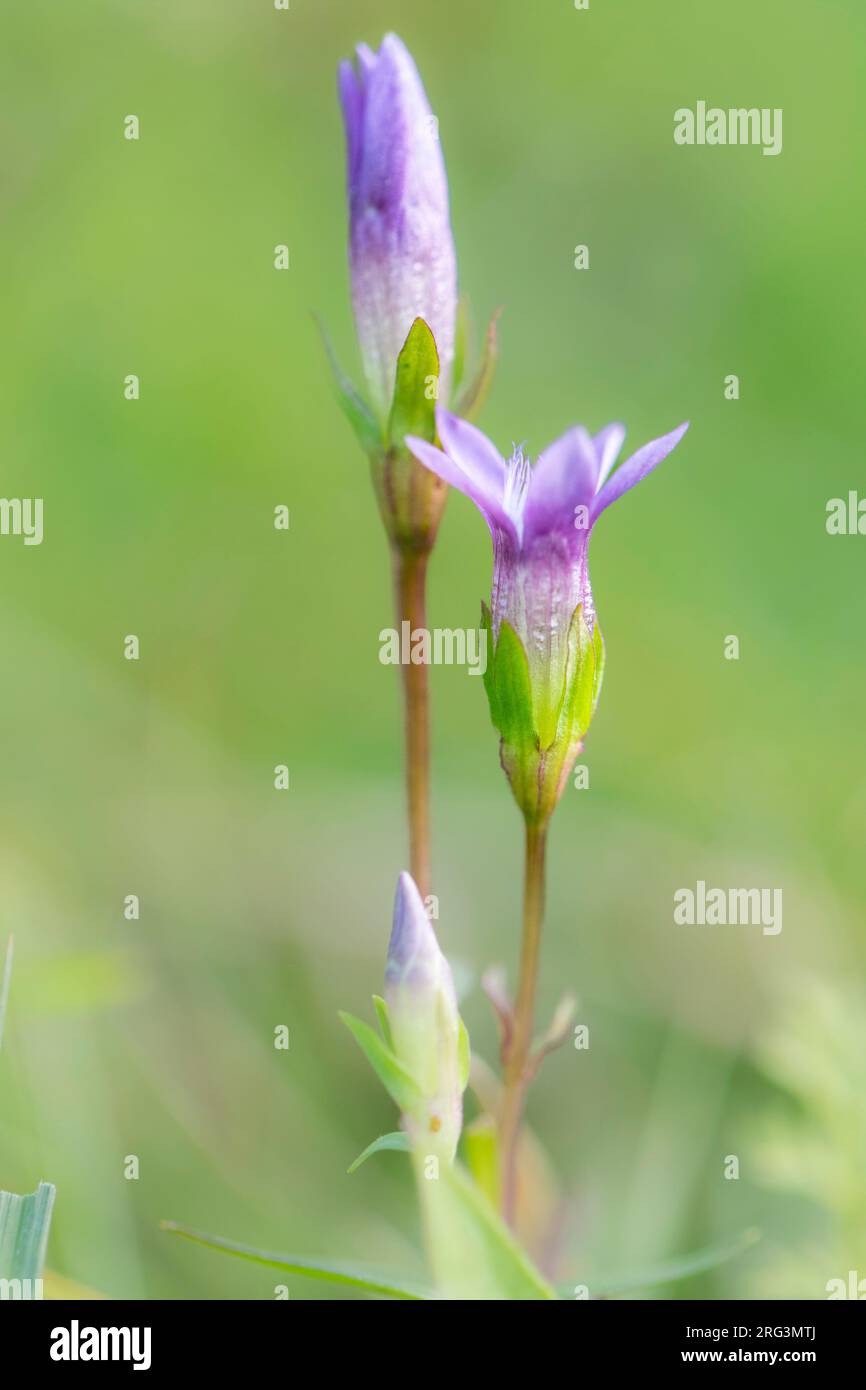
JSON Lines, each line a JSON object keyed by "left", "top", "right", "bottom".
{"left": 499, "top": 819, "right": 548, "bottom": 1225}
{"left": 393, "top": 546, "right": 432, "bottom": 902}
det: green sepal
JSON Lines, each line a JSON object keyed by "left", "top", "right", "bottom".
{"left": 339, "top": 1011, "right": 423, "bottom": 1113}
{"left": 490, "top": 621, "right": 536, "bottom": 747}
{"left": 590, "top": 618, "right": 606, "bottom": 712}
{"left": 372, "top": 994, "right": 393, "bottom": 1051}
{"left": 555, "top": 605, "right": 604, "bottom": 745}
{"left": 388, "top": 317, "right": 440, "bottom": 450}
{"left": 347, "top": 1131, "right": 410, "bottom": 1174}
{"left": 316, "top": 316, "right": 383, "bottom": 457}
{"left": 455, "top": 308, "right": 500, "bottom": 422}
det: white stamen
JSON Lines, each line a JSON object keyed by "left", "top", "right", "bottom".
{"left": 504, "top": 444, "right": 531, "bottom": 539}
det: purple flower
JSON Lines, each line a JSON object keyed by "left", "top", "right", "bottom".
{"left": 385, "top": 872, "right": 465, "bottom": 1159}
{"left": 339, "top": 34, "right": 458, "bottom": 420}
{"left": 406, "top": 409, "right": 689, "bottom": 821}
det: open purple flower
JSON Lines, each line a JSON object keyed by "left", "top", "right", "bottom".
{"left": 339, "top": 33, "right": 457, "bottom": 420}
{"left": 406, "top": 409, "right": 689, "bottom": 822}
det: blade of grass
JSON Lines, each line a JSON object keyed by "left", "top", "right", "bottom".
{"left": 0, "top": 1182, "right": 57, "bottom": 1282}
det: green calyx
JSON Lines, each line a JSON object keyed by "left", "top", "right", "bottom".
{"left": 481, "top": 601, "right": 605, "bottom": 826}
{"left": 320, "top": 308, "right": 499, "bottom": 553}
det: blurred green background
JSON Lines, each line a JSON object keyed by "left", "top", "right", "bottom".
{"left": 1, "top": 0, "right": 864, "bottom": 1299}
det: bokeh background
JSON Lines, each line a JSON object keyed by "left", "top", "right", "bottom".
{"left": 1, "top": 0, "right": 864, "bottom": 1299}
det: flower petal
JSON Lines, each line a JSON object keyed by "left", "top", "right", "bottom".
{"left": 592, "top": 422, "right": 626, "bottom": 489}
{"left": 590, "top": 422, "right": 689, "bottom": 523}
{"left": 523, "top": 426, "right": 598, "bottom": 540}
{"left": 405, "top": 435, "right": 514, "bottom": 538}
{"left": 428, "top": 408, "right": 515, "bottom": 535}
{"left": 337, "top": 60, "right": 364, "bottom": 193}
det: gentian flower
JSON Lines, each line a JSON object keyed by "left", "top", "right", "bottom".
{"left": 385, "top": 872, "right": 467, "bottom": 1161}
{"left": 339, "top": 33, "right": 457, "bottom": 424}
{"left": 406, "top": 409, "right": 689, "bottom": 824}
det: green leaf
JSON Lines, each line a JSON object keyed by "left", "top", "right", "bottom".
{"left": 455, "top": 308, "right": 500, "bottom": 421}
{"left": 491, "top": 621, "right": 536, "bottom": 746}
{"left": 420, "top": 1162, "right": 557, "bottom": 1300}
{"left": 339, "top": 1011, "right": 423, "bottom": 1112}
{"left": 0, "top": 935, "right": 12, "bottom": 1052}
{"left": 161, "top": 1223, "right": 433, "bottom": 1300}
{"left": 0, "top": 1183, "right": 56, "bottom": 1283}
{"left": 347, "top": 1131, "right": 410, "bottom": 1174}
{"left": 372, "top": 994, "right": 393, "bottom": 1050}
{"left": 388, "top": 317, "right": 440, "bottom": 449}
{"left": 565, "top": 1228, "right": 761, "bottom": 1298}
{"left": 315, "top": 315, "right": 383, "bottom": 456}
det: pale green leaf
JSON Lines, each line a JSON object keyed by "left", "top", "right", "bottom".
{"left": 161, "top": 1222, "right": 433, "bottom": 1300}
{"left": 565, "top": 1228, "right": 761, "bottom": 1297}
{"left": 347, "top": 1131, "right": 410, "bottom": 1174}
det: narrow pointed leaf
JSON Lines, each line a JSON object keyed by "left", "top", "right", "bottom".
{"left": 347, "top": 1131, "right": 410, "bottom": 1174}
{"left": 566, "top": 1228, "right": 761, "bottom": 1297}
{"left": 161, "top": 1222, "right": 433, "bottom": 1299}
{"left": 316, "top": 315, "right": 383, "bottom": 456}
{"left": 455, "top": 308, "right": 500, "bottom": 421}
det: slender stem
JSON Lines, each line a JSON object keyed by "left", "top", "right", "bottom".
{"left": 499, "top": 819, "right": 548, "bottom": 1225}
{"left": 392, "top": 547, "right": 432, "bottom": 902}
